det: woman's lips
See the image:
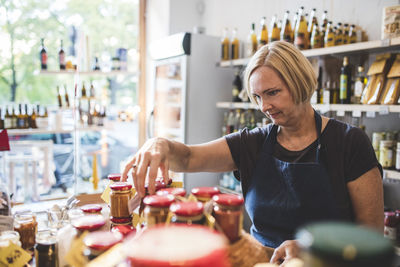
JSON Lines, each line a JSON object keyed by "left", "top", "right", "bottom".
{"left": 269, "top": 112, "right": 281, "bottom": 119}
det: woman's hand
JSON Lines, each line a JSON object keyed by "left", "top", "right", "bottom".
{"left": 270, "top": 240, "right": 300, "bottom": 266}
{"left": 122, "top": 137, "right": 171, "bottom": 197}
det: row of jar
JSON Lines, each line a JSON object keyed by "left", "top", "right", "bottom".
{"left": 372, "top": 132, "right": 400, "bottom": 170}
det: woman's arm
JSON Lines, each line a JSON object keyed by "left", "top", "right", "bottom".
{"left": 347, "top": 166, "right": 384, "bottom": 232}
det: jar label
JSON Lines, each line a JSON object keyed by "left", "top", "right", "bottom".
{"left": 0, "top": 242, "right": 32, "bottom": 266}
{"left": 384, "top": 226, "right": 397, "bottom": 240}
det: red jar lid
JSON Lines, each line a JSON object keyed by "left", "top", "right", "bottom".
{"left": 83, "top": 231, "right": 123, "bottom": 251}
{"left": 80, "top": 204, "right": 102, "bottom": 213}
{"left": 112, "top": 225, "right": 136, "bottom": 237}
{"left": 108, "top": 174, "right": 121, "bottom": 181}
{"left": 110, "top": 216, "right": 132, "bottom": 224}
{"left": 170, "top": 201, "right": 203, "bottom": 216}
{"left": 191, "top": 187, "right": 220, "bottom": 198}
{"left": 110, "top": 182, "right": 132, "bottom": 191}
{"left": 157, "top": 188, "right": 186, "bottom": 197}
{"left": 212, "top": 194, "right": 244, "bottom": 206}
{"left": 143, "top": 194, "right": 175, "bottom": 208}
{"left": 72, "top": 215, "right": 106, "bottom": 231}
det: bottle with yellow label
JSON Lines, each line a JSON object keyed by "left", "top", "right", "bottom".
{"left": 335, "top": 23, "right": 344, "bottom": 46}
{"left": 294, "top": 6, "right": 309, "bottom": 50}
{"left": 259, "top": 17, "right": 268, "bottom": 48}
{"left": 310, "top": 23, "right": 322, "bottom": 49}
{"left": 245, "top": 23, "right": 258, "bottom": 57}
{"left": 280, "top": 10, "right": 293, "bottom": 43}
{"left": 269, "top": 15, "right": 280, "bottom": 42}
{"left": 231, "top": 28, "right": 239, "bottom": 60}
{"left": 349, "top": 24, "right": 357, "bottom": 43}
{"left": 340, "top": 56, "right": 352, "bottom": 104}
{"left": 308, "top": 8, "right": 318, "bottom": 39}
{"left": 324, "top": 21, "right": 335, "bottom": 47}
{"left": 221, "top": 28, "right": 230, "bottom": 61}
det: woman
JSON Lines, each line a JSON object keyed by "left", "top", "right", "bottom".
{"left": 122, "top": 41, "right": 383, "bottom": 264}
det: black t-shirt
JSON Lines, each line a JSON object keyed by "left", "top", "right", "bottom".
{"left": 225, "top": 118, "right": 382, "bottom": 221}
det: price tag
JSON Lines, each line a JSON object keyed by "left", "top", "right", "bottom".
{"left": 366, "top": 111, "right": 376, "bottom": 118}
{"left": 379, "top": 106, "right": 389, "bottom": 115}
{"left": 381, "top": 38, "right": 391, "bottom": 47}
{"left": 0, "top": 242, "right": 31, "bottom": 267}
{"left": 170, "top": 181, "right": 183, "bottom": 188}
{"left": 336, "top": 110, "right": 345, "bottom": 117}
{"left": 352, "top": 110, "right": 362, "bottom": 117}
{"left": 101, "top": 183, "right": 111, "bottom": 204}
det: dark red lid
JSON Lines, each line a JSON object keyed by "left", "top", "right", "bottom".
{"left": 83, "top": 231, "right": 123, "bottom": 251}
{"left": 170, "top": 201, "right": 203, "bottom": 216}
{"left": 110, "top": 182, "right": 132, "bottom": 191}
{"left": 110, "top": 216, "right": 132, "bottom": 224}
{"left": 191, "top": 187, "right": 220, "bottom": 198}
{"left": 112, "top": 225, "right": 136, "bottom": 237}
{"left": 80, "top": 204, "right": 102, "bottom": 213}
{"left": 143, "top": 194, "right": 175, "bottom": 208}
{"left": 212, "top": 194, "right": 244, "bottom": 206}
{"left": 108, "top": 173, "right": 121, "bottom": 181}
{"left": 72, "top": 215, "right": 106, "bottom": 231}
{"left": 156, "top": 188, "right": 186, "bottom": 197}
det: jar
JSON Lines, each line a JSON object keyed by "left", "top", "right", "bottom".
{"left": 110, "top": 182, "right": 132, "bottom": 218}
{"left": 396, "top": 142, "right": 400, "bottom": 171}
{"left": 111, "top": 225, "right": 136, "bottom": 238}
{"left": 143, "top": 194, "right": 175, "bottom": 227}
{"left": 379, "top": 140, "right": 394, "bottom": 168}
{"left": 0, "top": 231, "right": 21, "bottom": 247}
{"left": 83, "top": 231, "right": 123, "bottom": 260}
{"left": 212, "top": 194, "right": 244, "bottom": 243}
{"left": 372, "top": 132, "right": 385, "bottom": 159}
{"left": 108, "top": 173, "right": 121, "bottom": 183}
{"left": 170, "top": 201, "right": 205, "bottom": 225}
{"left": 191, "top": 187, "right": 220, "bottom": 203}
{"left": 110, "top": 216, "right": 132, "bottom": 227}
{"left": 14, "top": 212, "right": 38, "bottom": 250}
{"left": 34, "top": 230, "right": 58, "bottom": 267}
{"left": 156, "top": 187, "right": 186, "bottom": 197}
{"left": 296, "top": 221, "right": 394, "bottom": 267}
{"left": 71, "top": 215, "right": 106, "bottom": 236}
{"left": 126, "top": 225, "right": 230, "bottom": 267}
{"left": 81, "top": 204, "right": 103, "bottom": 215}
{"left": 384, "top": 211, "right": 398, "bottom": 241}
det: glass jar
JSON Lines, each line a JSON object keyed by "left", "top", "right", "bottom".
{"left": 384, "top": 211, "right": 398, "bottom": 241}
{"left": 191, "top": 187, "right": 220, "bottom": 203}
{"left": 212, "top": 194, "right": 244, "bottom": 243}
{"left": 34, "top": 230, "right": 58, "bottom": 267}
{"left": 14, "top": 212, "right": 38, "bottom": 250}
{"left": 83, "top": 231, "right": 122, "bottom": 260}
{"left": 379, "top": 140, "right": 394, "bottom": 168}
{"left": 71, "top": 215, "right": 106, "bottom": 236}
{"left": 143, "top": 195, "right": 175, "bottom": 227}
{"left": 80, "top": 204, "right": 103, "bottom": 215}
{"left": 108, "top": 173, "right": 121, "bottom": 183}
{"left": 111, "top": 225, "right": 136, "bottom": 238}
{"left": 0, "top": 231, "right": 21, "bottom": 247}
{"left": 156, "top": 187, "right": 186, "bottom": 198}
{"left": 0, "top": 179, "right": 11, "bottom": 216}
{"left": 110, "top": 182, "right": 132, "bottom": 218}
{"left": 170, "top": 201, "right": 205, "bottom": 225}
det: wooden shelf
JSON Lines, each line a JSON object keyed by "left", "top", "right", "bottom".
{"left": 217, "top": 37, "right": 400, "bottom": 67}
{"left": 39, "top": 70, "right": 137, "bottom": 76}
{"left": 7, "top": 125, "right": 106, "bottom": 136}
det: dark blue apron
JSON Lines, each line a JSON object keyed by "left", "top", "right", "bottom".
{"left": 245, "top": 111, "right": 339, "bottom": 248}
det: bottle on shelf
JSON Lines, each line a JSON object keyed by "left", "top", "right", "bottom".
{"left": 308, "top": 8, "right": 318, "bottom": 43}
{"left": 23, "top": 104, "right": 29, "bottom": 129}
{"left": 310, "top": 23, "right": 322, "bottom": 49}
{"left": 57, "top": 86, "right": 63, "bottom": 108}
{"left": 320, "top": 10, "right": 328, "bottom": 47}
{"left": 234, "top": 109, "right": 242, "bottom": 132}
{"left": 40, "top": 38, "right": 47, "bottom": 70}
{"left": 331, "top": 81, "right": 340, "bottom": 104}
{"left": 259, "top": 16, "right": 268, "bottom": 48}
{"left": 226, "top": 110, "right": 235, "bottom": 134}
{"left": 278, "top": 20, "right": 282, "bottom": 34}
{"left": 349, "top": 24, "right": 357, "bottom": 43}
{"left": 29, "top": 105, "right": 37, "bottom": 129}
{"left": 89, "top": 82, "right": 95, "bottom": 98}
{"left": 59, "top": 39, "right": 66, "bottom": 70}
{"left": 231, "top": 28, "right": 240, "bottom": 60}
{"left": 322, "top": 81, "right": 330, "bottom": 104}
{"left": 340, "top": 56, "right": 352, "bottom": 104}
{"left": 245, "top": 23, "right": 258, "bottom": 58}
{"left": 221, "top": 28, "right": 230, "bottom": 61}
{"left": 4, "top": 106, "right": 12, "bottom": 129}
{"left": 11, "top": 106, "right": 17, "bottom": 129}
{"left": 343, "top": 24, "right": 350, "bottom": 45}
{"left": 93, "top": 57, "right": 101, "bottom": 71}
{"left": 354, "top": 66, "right": 367, "bottom": 104}
{"left": 17, "top": 104, "right": 25, "bottom": 129}
{"left": 0, "top": 108, "right": 3, "bottom": 130}
{"left": 232, "top": 71, "right": 242, "bottom": 102}
{"left": 324, "top": 21, "right": 335, "bottom": 47}
{"left": 294, "top": 6, "right": 309, "bottom": 50}
{"left": 335, "top": 23, "right": 344, "bottom": 46}
{"left": 280, "top": 10, "right": 293, "bottom": 43}
{"left": 64, "top": 85, "right": 70, "bottom": 108}
{"left": 269, "top": 15, "right": 280, "bottom": 42}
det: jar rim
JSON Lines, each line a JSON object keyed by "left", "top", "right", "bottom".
{"left": 170, "top": 201, "right": 203, "bottom": 216}
{"left": 143, "top": 194, "right": 175, "bottom": 207}
{"left": 83, "top": 231, "right": 123, "bottom": 251}
{"left": 191, "top": 187, "right": 220, "bottom": 198}
{"left": 110, "top": 182, "right": 132, "bottom": 191}
{"left": 156, "top": 188, "right": 186, "bottom": 197}
{"left": 212, "top": 194, "right": 244, "bottom": 206}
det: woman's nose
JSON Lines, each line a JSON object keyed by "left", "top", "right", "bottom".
{"left": 259, "top": 98, "right": 271, "bottom": 113}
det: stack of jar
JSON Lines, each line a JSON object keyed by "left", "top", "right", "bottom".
{"left": 372, "top": 131, "right": 400, "bottom": 170}
{"left": 384, "top": 210, "right": 400, "bottom": 245}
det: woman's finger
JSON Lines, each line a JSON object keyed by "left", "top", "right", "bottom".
{"left": 122, "top": 157, "right": 137, "bottom": 181}
{"left": 136, "top": 153, "right": 150, "bottom": 197}
{"left": 160, "top": 159, "right": 170, "bottom": 184}
{"left": 270, "top": 246, "right": 285, "bottom": 264}
{"left": 147, "top": 153, "right": 162, "bottom": 195}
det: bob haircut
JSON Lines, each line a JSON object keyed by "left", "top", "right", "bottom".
{"left": 244, "top": 41, "right": 317, "bottom": 105}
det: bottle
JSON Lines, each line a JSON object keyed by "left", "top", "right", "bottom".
{"left": 59, "top": 39, "right": 66, "bottom": 70}
{"left": 30, "top": 105, "right": 37, "bottom": 129}
{"left": 354, "top": 66, "right": 366, "bottom": 104}
{"left": 246, "top": 23, "right": 258, "bottom": 57}
{"left": 0, "top": 108, "right": 3, "bottom": 130}
{"left": 294, "top": 7, "right": 309, "bottom": 50}
{"left": 231, "top": 28, "right": 239, "bottom": 60}
{"left": 4, "top": 106, "right": 12, "bottom": 129}
{"left": 89, "top": 83, "right": 95, "bottom": 98}
{"left": 308, "top": 8, "right": 318, "bottom": 40}
{"left": 320, "top": 10, "right": 328, "bottom": 47}
{"left": 331, "top": 81, "right": 339, "bottom": 104}
{"left": 40, "top": 38, "right": 47, "bottom": 70}
{"left": 221, "top": 28, "right": 230, "bottom": 61}
{"left": 57, "top": 86, "right": 63, "bottom": 108}
{"left": 324, "top": 21, "right": 335, "bottom": 47}
{"left": 310, "top": 23, "right": 322, "bottom": 49}
{"left": 259, "top": 16, "right": 268, "bottom": 48}
{"left": 24, "top": 104, "right": 29, "bottom": 128}
{"left": 280, "top": 10, "right": 293, "bottom": 43}
{"left": 349, "top": 24, "right": 357, "bottom": 43}
{"left": 234, "top": 109, "right": 241, "bottom": 132}
{"left": 93, "top": 57, "right": 101, "bottom": 71}
{"left": 64, "top": 85, "right": 70, "bottom": 108}
{"left": 322, "top": 81, "right": 331, "bottom": 104}
{"left": 17, "top": 104, "right": 25, "bottom": 129}
{"left": 269, "top": 15, "right": 280, "bottom": 42}
{"left": 232, "top": 71, "right": 242, "bottom": 102}
{"left": 340, "top": 56, "right": 352, "bottom": 104}
{"left": 11, "top": 106, "right": 17, "bottom": 129}
{"left": 226, "top": 110, "right": 235, "bottom": 134}
{"left": 291, "top": 12, "right": 298, "bottom": 43}
{"left": 343, "top": 24, "right": 350, "bottom": 44}
{"left": 335, "top": 23, "right": 344, "bottom": 46}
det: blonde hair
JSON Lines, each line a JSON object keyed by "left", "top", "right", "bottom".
{"left": 244, "top": 41, "right": 317, "bottom": 105}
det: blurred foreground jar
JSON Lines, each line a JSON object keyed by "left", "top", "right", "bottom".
{"left": 126, "top": 224, "right": 230, "bottom": 267}
{"left": 212, "top": 194, "right": 244, "bottom": 243}
{"left": 0, "top": 230, "right": 21, "bottom": 247}
{"left": 157, "top": 187, "right": 186, "bottom": 198}
{"left": 111, "top": 224, "right": 136, "bottom": 238}
{"left": 170, "top": 201, "right": 205, "bottom": 225}
{"left": 108, "top": 173, "right": 121, "bottom": 183}
{"left": 81, "top": 204, "right": 103, "bottom": 215}
{"left": 110, "top": 182, "right": 132, "bottom": 218}
{"left": 35, "top": 230, "right": 58, "bottom": 267}
{"left": 14, "top": 211, "right": 38, "bottom": 250}
{"left": 83, "top": 231, "right": 123, "bottom": 260}
{"left": 71, "top": 215, "right": 106, "bottom": 236}
{"left": 296, "top": 222, "right": 394, "bottom": 267}
{"left": 143, "top": 194, "right": 175, "bottom": 227}
{"left": 191, "top": 187, "right": 220, "bottom": 202}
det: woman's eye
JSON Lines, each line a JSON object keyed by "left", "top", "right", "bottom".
{"left": 267, "top": 90, "right": 280, "bottom": 96}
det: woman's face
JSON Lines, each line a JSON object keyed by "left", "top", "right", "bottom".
{"left": 249, "top": 66, "right": 298, "bottom": 126}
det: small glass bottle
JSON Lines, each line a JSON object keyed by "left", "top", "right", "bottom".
{"left": 170, "top": 201, "right": 205, "bottom": 225}
{"left": 71, "top": 215, "right": 106, "bottom": 236}
{"left": 14, "top": 212, "right": 38, "bottom": 250}
{"left": 156, "top": 187, "right": 186, "bottom": 198}
{"left": 191, "top": 187, "right": 220, "bottom": 203}
{"left": 80, "top": 204, "right": 103, "bottom": 215}
{"left": 212, "top": 194, "right": 244, "bottom": 243}
{"left": 83, "top": 231, "right": 123, "bottom": 261}
{"left": 110, "top": 182, "right": 132, "bottom": 218}
{"left": 143, "top": 195, "right": 175, "bottom": 227}
{"left": 35, "top": 230, "right": 58, "bottom": 267}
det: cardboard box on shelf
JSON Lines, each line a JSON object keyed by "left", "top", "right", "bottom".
{"left": 382, "top": 5, "right": 400, "bottom": 39}
{"left": 381, "top": 54, "right": 400, "bottom": 104}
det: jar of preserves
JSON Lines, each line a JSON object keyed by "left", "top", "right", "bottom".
{"left": 143, "top": 194, "right": 175, "bottom": 227}
{"left": 71, "top": 215, "right": 106, "bottom": 236}
{"left": 80, "top": 204, "right": 103, "bottom": 215}
{"left": 126, "top": 225, "right": 230, "bottom": 267}
{"left": 212, "top": 194, "right": 244, "bottom": 243}
{"left": 14, "top": 212, "right": 38, "bottom": 250}
{"left": 380, "top": 140, "right": 394, "bottom": 168}
{"left": 170, "top": 201, "right": 205, "bottom": 225}
{"left": 108, "top": 173, "right": 121, "bottom": 183}
{"left": 110, "top": 216, "right": 132, "bottom": 227}
{"left": 191, "top": 187, "right": 220, "bottom": 202}
{"left": 156, "top": 187, "right": 186, "bottom": 198}
{"left": 384, "top": 211, "right": 398, "bottom": 241}
{"left": 83, "top": 231, "right": 123, "bottom": 260}
{"left": 0, "top": 231, "right": 21, "bottom": 247}
{"left": 35, "top": 230, "right": 58, "bottom": 267}
{"left": 110, "top": 182, "right": 132, "bottom": 218}
{"left": 111, "top": 225, "right": 136, "bottom": 238}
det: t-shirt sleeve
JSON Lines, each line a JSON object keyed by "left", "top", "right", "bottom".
{"left": 344, "top": 127, "right": 382, "bottom": 182}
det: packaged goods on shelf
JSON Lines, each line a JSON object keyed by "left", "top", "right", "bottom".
{"left": 381, "top": 54, "right": 400, "bottom": 104}
{"left": 382, "top": 5, "right": 400, "bottom": 39}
